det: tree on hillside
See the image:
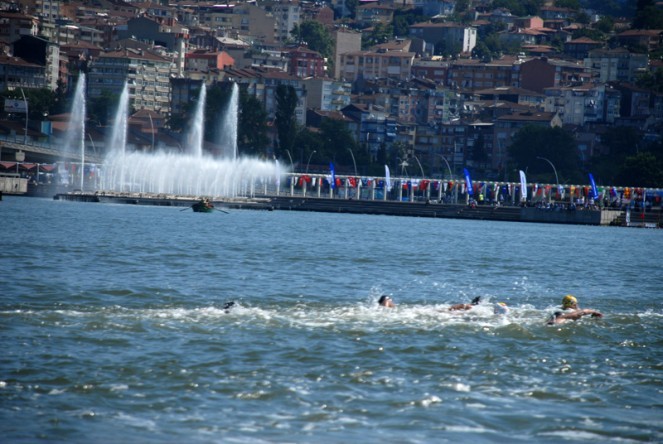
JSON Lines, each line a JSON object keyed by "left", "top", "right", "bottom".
{"left": 293, "top": 128, "right": 322, "bottom": 169}
{"left": 274, "top": 85, "right": 299, "bottom": 159}
{"left": 319, "top": 118, "right": 359, "bottom": 164}
{"left": 595, "top": 16, "right": 615, "bottom": 34}
{"left": 636, "top": 68, "right": 663, "bottom": 93}
{"left": 616, "top": 152, "right": 663, "bottom": 187}
{"left": 392, "top": 9, "right": 427, "bottom": 38}
{"left": 490, "top": 0, "right": 543, "bottom": 17}
{"left": 87, "top": 90, "right": 119, "bottom": 126}
{"left": 205, "top": 83, "right": 232, "bottom": 143}
{"left": 291, "top": 21, "right": 333, "bottom": 60}
{"left": 633, "top": 0, "right": 663, "bottom": 29}
{"left": 362, "top": 23, "right": 393, "bottom": 48}
{"left": 554, "top": 0, "right": 580, "bottom": 10}
{"left": 238, "top": 88, "right": 269, "bottom": 156}
{"left": 508, "top": 125, "right": 583, "bottom": 183}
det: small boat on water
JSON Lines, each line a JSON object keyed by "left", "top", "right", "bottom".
{"left": 192, "top": 199, "right": 214, "bottom": 213}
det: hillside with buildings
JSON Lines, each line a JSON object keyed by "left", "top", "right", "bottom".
{"left": 0, "top": 0, "right": 662, "bottom": 187}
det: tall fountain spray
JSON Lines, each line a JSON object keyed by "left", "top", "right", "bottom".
{"left": 188, "top": 84, "right": 206, "bottom": 158}
{"left": 100, "top": 80, "right": 281, "bottom": 198}
{"left": 61, "top": 74, "right": 86, "bottom": 189}
{"left": 107, "top": 81, "right": 130, "bottom": 156}
{"left": 218, "top": 83, "right": 239, "bottom": 160}
{"left": 106, "top": 81, "right": 130, "bottom": 188}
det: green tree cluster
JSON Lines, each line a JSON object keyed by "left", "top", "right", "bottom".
{"left": 275, "top": 84, "right": 299, "bottom": 159}
{"left": 291, "top": 21, "right": 333, "bottom": 59}
{"left": 507, "top": 125, "right": 583, "bottom": 183}
{"left": 633, "top": 0, "right": 663, "bottom": 29}
{"left": 490, "top": 0, "right": 543, "bottom": 17}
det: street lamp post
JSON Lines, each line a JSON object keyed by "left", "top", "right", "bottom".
{"left": 20, "top": 88, "right": 28, "bottom": 145}
{"left": 305, "top": 150, "right": 316, "bottom": 174}
{"left": 536, "top": 156, "right": 559, "bottom": 202}
{"left": 285, "top": 149, "right": 294, "bottom": 171}
{"left": 347, "top": 148, "right": 357, "bottom": 176}
{"left": 435, "top": 153, "right": 453, "bottom": 180}
{"left": 413, "top": 155, "right": 425, "bottom": 178}
{"left": 148, "top": 113, "right": 155, "bottom": 151}
{"left": 435, "top": 153, "right": 456, "bottom": 203}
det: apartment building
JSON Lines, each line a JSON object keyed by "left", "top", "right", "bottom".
{"left": 303, "top": 78, "right": 351, "bottom": 111}
{"left": 543, "top": 83, "right": 621, "bottom": 125}
{"left": 261, "top": 0, "right": 301, "bottom": 43}
{"left": 196, "top": 3, "right": 276, "bottom": 44}
{"left": 448, "top": 56, "right": 521, "bottom": 90}
{"left": 341, "top": 103, "right": 396, "bottom": 160}
{"left": 88, "top": 48, "right": 176, "bottom": 114}
{"left": 116, "top": 16, "right": 189, "bottom": 51}
{"left": 12, "top": 35, "right": 59, "bottom": 91}
{"left": 0, "top": 54, "right": 47, "bottom": 90}
{"left": 0, "top": 11, "right": 39, "bottom": 43}
{"left": 356, "top": 4, "right": 395, "bottom": 27}
{"left": 519, "top": 57, "right": 587, "bottom": 93}
{"left": 492, "top": 110, "right": 562, "bottom": 171}
{"left": 339, "top": 50, "right": 415, "bottom": 82}
{"left": 332, "top": 28, "right": 361, "bottom": 80}
{"left": 288, "top": 47, "right": 325, "bottom": 78}
{"left": 584, "top": 47, "right": 649, "bottom": 83}
{"left": 409, "top": 22, "right": 477, "bottom": 55}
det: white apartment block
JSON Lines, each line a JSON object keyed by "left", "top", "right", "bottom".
{"left": 544, "top": 83, "right": 621, "bottom": 125}
{"left": 88, "top": 49, "right": 177, "bottom": 115}
{"left": 339, "top": 50, "right": 415, "bottom": 81}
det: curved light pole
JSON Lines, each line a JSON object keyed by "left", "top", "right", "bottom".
{"left": 413, "top": 155, "right": 425, "bottom": 178}
{"left": 434, "top": 153, "right": 456, "bottom": 203}
{"left": 305, "top": 150, "right": 316, "bottom": 174}
{"left": 435, "top": 153, "right": 453, "bottom": 180}
{"left": 536, "top": 156, "right": 559, "bottom": 202}
{"left": 285, "top": 149, "right": 294, "bottom": 171}
{"left": 148, "top": 113, "right": 155, "bottom": 151}
{"left": 20, "top": 88, "right": 28, "bottom": 145}
{"left": 347, "top": 148, "right": 357, "bottom": 176}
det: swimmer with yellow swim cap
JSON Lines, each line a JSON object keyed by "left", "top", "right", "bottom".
{"left": 547, "top": 294, "right": 603, "bottom": 325}
{"left": 562, "top": 294, "right": 578, "bottom": 309}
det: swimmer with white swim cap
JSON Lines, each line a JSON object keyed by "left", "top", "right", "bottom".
{"left": 494, "top": 302, "right": 509, "bottom": 315}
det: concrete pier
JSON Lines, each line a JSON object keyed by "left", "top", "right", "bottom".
{"left": 49, "top": 191, "right": 646, "bottom": 227}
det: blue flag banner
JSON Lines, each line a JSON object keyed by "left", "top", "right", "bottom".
{"left": 330, "top": 162, "right": 336, "bottom": 189}
{"left": 589, "top": 173, "right": 599, "bottom": 200}
{"left": 464, "top": 168, "right": 473, "bottom": 196}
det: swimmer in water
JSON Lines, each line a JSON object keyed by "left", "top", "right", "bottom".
{"left": 546, "top": 295, "right": 602, "bottom": 324}
{"left": 378, "top": 295, "right": 395, "bottom": 308}
{"left": 449, "top": 296, "right": 481, "bottom": 311}
{"left": 493, "top": 302, "right": 509, "bottom": 315}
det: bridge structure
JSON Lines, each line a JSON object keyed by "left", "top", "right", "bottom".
{"left": 0, "top": 136, "right": 104, "bottom": 165}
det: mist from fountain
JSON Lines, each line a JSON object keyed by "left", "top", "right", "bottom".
{"left": 106, "top": 81, "right": 130, "bottom": 188}
{"left": 188, "top": 84, "right": 206, "bottom": 158}
{"left": 60, "top": 74, "right": 86, "bottom": 188}
{"left": 107, "top": 81, "right": 130, "bottom": 157}
{"left": 99, "top": 81, "right": 282, "bottom": 197}
{"left": 218, "top": 82, "right": 238, "bottom": 160}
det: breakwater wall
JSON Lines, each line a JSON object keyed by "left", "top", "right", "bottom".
{"left": 52, "top": 192, "right": 634, "bottom": 226}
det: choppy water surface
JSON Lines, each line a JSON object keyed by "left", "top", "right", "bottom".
{"left": 1, "top": 196, "right": 662, "bottom": 443}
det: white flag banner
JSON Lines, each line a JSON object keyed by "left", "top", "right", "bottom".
{"left": 519, "top": 170, "right": 527, "bottom": 201}
{"left": 385, "top": 165, "right": 391, "bottom": 191}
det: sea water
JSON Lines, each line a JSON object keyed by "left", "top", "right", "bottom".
{"left": 1, "top": 196, "right": 662, "bottom": 443}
